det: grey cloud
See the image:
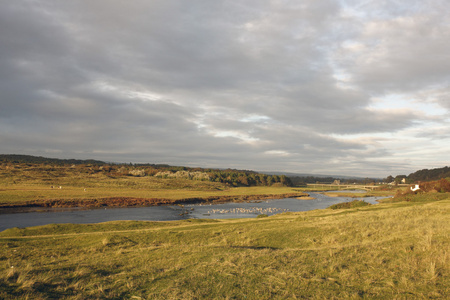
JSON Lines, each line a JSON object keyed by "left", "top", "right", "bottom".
{"left": 1, "top": 1, "right": 449, "bottom": 177}
{"left": 336, "top": 1, "right": 450, "bottom": 94}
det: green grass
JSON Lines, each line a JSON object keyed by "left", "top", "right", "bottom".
{"left": 328, "top": 199, "right": 371, "bottom": 209}
{"left": 1, "top": 199, "right": 449, "bottom": 299}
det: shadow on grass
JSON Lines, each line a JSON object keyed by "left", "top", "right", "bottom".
{"left": 228, "top": 245, "right": 280, "bottom": 250}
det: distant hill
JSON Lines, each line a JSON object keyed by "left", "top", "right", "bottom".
{"left": 264, "top": 171, "right": 380, "bottom": 185}
{"left": 264, "top": 171, "right": 368, "bottom": 180}
{"left": 0, "top": 154, "right": 106, "bottom": 165}
{"left": 0, "top": 154, "right": 292, "bottom": 187}
{"left": 407, "top": 166, "right": 450, "bottom": 182}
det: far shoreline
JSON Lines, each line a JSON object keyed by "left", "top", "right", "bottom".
{"left": 0, "top": 192, "right": 307, "bottom": 214}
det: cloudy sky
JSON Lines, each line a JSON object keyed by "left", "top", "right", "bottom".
{"left": 1, "top": 0, "right": 450, "bottom": 177}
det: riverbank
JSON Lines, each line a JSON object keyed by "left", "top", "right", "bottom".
{"left": 0, "top": 193, "right": 388, "bottom": 231}
{"left": 0, "top": 192, "right": 306, "bottom": 214}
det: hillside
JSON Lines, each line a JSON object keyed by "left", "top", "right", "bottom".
{"left": 407, "top": 166, "right": 450, "bottom": 182}
{"left": 0, "top": 156, "right": 305, "bottom": 210}
{"left": 0, "top": 154, "right": 292, "bottom": 187}
{"left": 0, "top": 154, "right": 105, "bottom": 165}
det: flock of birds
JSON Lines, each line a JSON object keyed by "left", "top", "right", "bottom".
{"left": 206, "top": 207, "right": 289, "bottom": 215}
{"left": 178, "top": 205, "right": 290, "bottom": 216}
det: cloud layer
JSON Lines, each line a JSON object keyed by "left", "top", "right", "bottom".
{"left": 1, "top": 0, "right": 450, "bottom": 177}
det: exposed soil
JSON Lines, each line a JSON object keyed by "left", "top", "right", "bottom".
{"left": 0, "top": 192, "right": 306, "bottom": 214}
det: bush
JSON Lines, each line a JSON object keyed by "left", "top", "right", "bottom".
{"left": 328, "top": 200, "right": 371, "bottom": 210}
{"left": 128, "top": 169, "right": 146, "bottom": 177}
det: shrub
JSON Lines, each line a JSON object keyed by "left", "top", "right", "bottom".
{"left": 328, "top": 200, "right": 371, "bottom": 210}
{"left": 128, "top": 169, "right": 146, "bottom": 177}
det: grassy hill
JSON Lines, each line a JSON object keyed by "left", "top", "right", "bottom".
{"left": 0, "top": 197, "right": 448, "bottom": 299}
{"left": 0, "top": 159, "right": 303, "bottom": 210}
{"left": 407, "top": 166, "right": 450, "bottom": 182}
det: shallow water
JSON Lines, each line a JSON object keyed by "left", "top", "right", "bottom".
{"left": 0, "top": 192, "right": 389, "bottom": 231}
{"left": 186, "top": 192, "right": 385, "bottom": 219}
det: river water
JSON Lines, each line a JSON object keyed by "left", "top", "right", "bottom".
{"left": 0, "top": 192, "right": 389, "bottom": 231}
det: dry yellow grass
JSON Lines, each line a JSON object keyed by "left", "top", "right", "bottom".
{"left": 0, "top": 198, "right": 448, "bottom": 299}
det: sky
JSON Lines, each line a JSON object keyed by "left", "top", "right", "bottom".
{"left": 1, "top": 0, "right": 450, "bottom": 178}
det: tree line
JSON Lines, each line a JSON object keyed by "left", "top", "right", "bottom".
{"left": 385, "top": 166, "right": 450, "bottom": 184}
{"left": 0, "top": 155, "right": 293, "bottom": 187}
{"left": 0, "top": 154, "right": 104, "bottom": 165}
{"left": 289, "top": 176, "right": 378, "bottom": 186}
{"left": 208, "top": 171, "right": 292, "bottom": 187}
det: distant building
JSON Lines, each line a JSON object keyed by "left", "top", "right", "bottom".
{"left": 411, "top": 184, "right": 420, "bottom": 192}
{"left": 332, "top": 180, "right": 341, "bottom": 185}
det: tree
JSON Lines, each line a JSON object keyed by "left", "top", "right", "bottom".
{"left": 394, "top": 175, "right": 407, "bottom": 184}
{"left": 385, "top": 175, "right": 394, "bottom": 183}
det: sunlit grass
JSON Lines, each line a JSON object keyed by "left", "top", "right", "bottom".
{"left": 0, "top": 162, "right": 308, "bottom": 207}
{"left": 0, "top": 163, "right": 398, "bottom": 207}
{"left": 1, "top": 199, "right": 449, "bottom": 299}
{"left": 0, "top": 183, "right": 304, "bottom": 207}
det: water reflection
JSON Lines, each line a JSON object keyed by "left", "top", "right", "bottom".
{"left": 0, "top": 192, "right": 389, "bottom": 231}
{"left": 185, "top": 192, "right": 385, "bottom": 219}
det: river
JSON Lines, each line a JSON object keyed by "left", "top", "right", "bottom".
{"left": 0, "top": 192, "right": 389, "bottom": 231}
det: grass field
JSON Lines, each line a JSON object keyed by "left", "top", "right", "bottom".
{"left": 0, "top": 162, "right": 396, "bottom": 208}
{"left": 0, "top": 183, "right": 306, "bottom": 205}
{"left": 1, "top": 197, "right": 448, "bottom": 299}
{"left": 0, "top": 163, "right": 309, "bottom": 207}
{"left": 2, "top": 162, "right": 446, "bottom": 298}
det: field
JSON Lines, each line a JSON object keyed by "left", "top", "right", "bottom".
{"left": 1, "top": 197, "right": 449, "bottom": 299}
{"left": 1, "top": 161, "right": 448, "bottom": 298}
{"left": 0, "top": 162, "right": 306, "bottom": 209}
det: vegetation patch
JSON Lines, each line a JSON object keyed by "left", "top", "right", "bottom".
{"left": 383, "top": 178, "right": 450, "bottom": 203}
{"left": 0, "top": 158, "right": 307, "bottom": 210}
{"left": 0, "top": 155, "right": 293, "bottom": 188}
{"left": 323, "top": 192, "right": 366, "bottom": 198}
{"left": 328, "top": 200, "right": 371, "bottom": 209}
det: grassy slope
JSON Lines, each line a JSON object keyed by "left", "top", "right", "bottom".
{"left": 0, "top": 184, "right": 303, "bottom": 205}
{"left": 0, "top": 163, "right": 306, "bottom": 206}
{"left": 1, "top": 199, "right": 448, "bottom": 299}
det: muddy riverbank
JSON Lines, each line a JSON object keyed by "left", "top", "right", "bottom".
{"left": 0, "top": 192, "right": 306, "bottom": 214}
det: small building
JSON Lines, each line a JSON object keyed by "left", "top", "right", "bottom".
{"left": 411, "top": 184, "right": 420, "bottom": 192}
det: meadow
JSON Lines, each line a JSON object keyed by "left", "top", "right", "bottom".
{"left": 1, "top": 161, "right": 448, "bottom": 298}
{"left": 1, "top": 195, "right": 449, "bottom": 299}
{"left": 0, "top": 162, "right": 305, "bottom": 208}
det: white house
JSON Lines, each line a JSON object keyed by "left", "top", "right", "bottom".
{"left": 411, "top": 184, "right": 420, "bottom": 192}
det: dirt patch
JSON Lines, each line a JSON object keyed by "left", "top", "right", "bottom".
{"left": 0, "top": 192, "right": 307, "bottom": 213}
{"left": 323, "top": 193, "right": 339, "bottom": 197}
